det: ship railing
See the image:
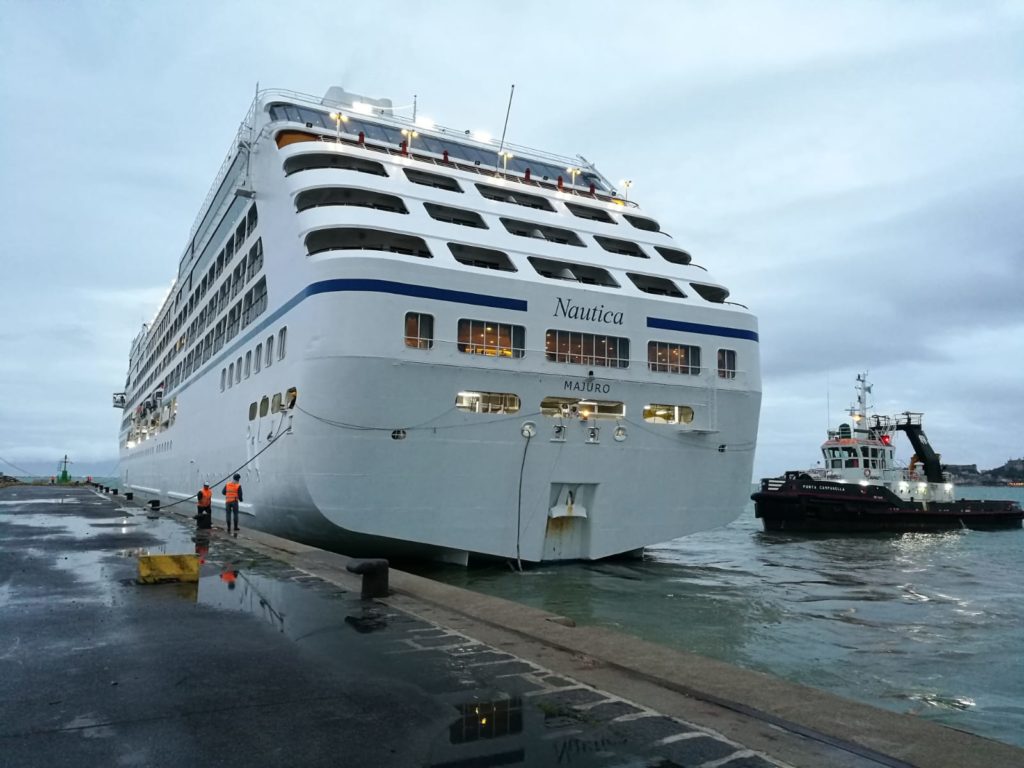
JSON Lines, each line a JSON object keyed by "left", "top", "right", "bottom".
{"left": 296, "top": 128, "right": 640, "bottom": 208}
{"left": 269, "top": 87, "right": 610, "bottom": 182}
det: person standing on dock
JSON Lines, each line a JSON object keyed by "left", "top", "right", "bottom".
{"left": 195, "top": 483, "right": 212, "bottom": 529}
{"left": 223, "top": 474, "right": 243, "bottom": 533}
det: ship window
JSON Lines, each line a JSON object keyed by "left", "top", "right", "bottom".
{"left": 404, "top": 312, "right": 434, "bottom": 349}
{"left": 283, "top": 153, "right": 388, "bottom": 177}
{"left": 627, "top": 273, "right": 683, "bottom": 297}
{"left": 594, "top": 236, "right": 648, "bottom": 258}
{"left": 403, "top": 168, "right": 463, "bottom": 192}
{"left": 501, "top": 218, "right": 585, "bottom": 247}
{"left": 860, "top": 447, "right": 871, "bottom": 458}
{"left": 244, "top": 351, "right": 252, "bottom": 378}
{"left": 295, "top": 188, "right": 408, "bottom": 214}
{"left": 271, "top": 393, "right": 283, "bottom": 413}
{"left": 248, "top": 402, "right": 257, "bottom": 421}
{"left": 286, "top": 387, "right": 298, "bottom": 409}
{"left": 541, "top": 397, "right": 626, "bottom": 420}
{"left": 259, "top": 396, "right": 270, "bottom": 417}
{"left": 266, "top": 336, "right": 274, "bottom": 367}
{"left": 455, "top": 391, "right": 521, "bottom": 414}
{"left": 654, "top": 246, "right": 692, "bottom": 265}
{"left": 718, "top": 349, "right": 737, "bottom": 379}
{"left": 457, "top": 319, "right": 525, "bottom": 358}
{"left": 424, "top": 203, "right": 487, "bottom": 229}
{"left": 845, "top": 458, "right": 860, "bottom": 468}
{"left": 564, "top": 202, "right": 615, "bottom": 223}
{"left": 246, "top": 205, "right": 258, "bottom": 237}
{"left": 220, "top": 368, "right": 226, "bottom": 391}
{"left": 690, "top": 283, "right": 729, "bottom": 303}
{"left": 243, "top": 277, "right": 268, "bottom": 326}
{"left": 623, "top": 214, "right": 660, "bottom": 232}
{"left": 227, "top": 363, "right": 234, "bottom": 387}
{"left": 642, "top": 404, "right": 694, "bottom": 424}
{"left": 528, "top": 257, "right": 618, "bottom": 286}
{"left": 235, "top": 357, "right": 242, "bottom": 383}
{"left": 254, "top": 343, "right": 263, "bottom": 373}
{"left": 278, "top": 327, "right": 287, "bottom": 360}
{"left": 235, "top": 220, "right": 247, "bottom": 248}
{"left": 545, "top": 330, "right": 630, "bottom": 368}
{"left": 449, "top": 243, "right": 516, "bottom": 272}
{"left": 475, "top": 183, "right": 554, "bottom": 211}
{"left": 305, "top": 227, "right": 433, "bottom": 258}
{"left": 648, "top": 342, "right": 701, "bottom": 374}
{"left": 831, "top": 459, "right": 842, "bottom": 469}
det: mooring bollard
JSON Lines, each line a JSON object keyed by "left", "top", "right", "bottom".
{"left": 148, "top": 499, "right": 160, "bottom": 511}
{"left": 346, "top": 558, "right": 389, "bottom": 599}
{"left": 125, "top": 492, "right": 133, "bottom": 501}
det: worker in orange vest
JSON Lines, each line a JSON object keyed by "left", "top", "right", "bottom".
{"left": 194, "top": 483, "right": 212, "bottom": 529}
{"left": 222, "top": 474, "right": 243, "bottom": 533}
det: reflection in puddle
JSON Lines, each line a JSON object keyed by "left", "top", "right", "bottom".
{"left": 449, "top": 697, "right": 523, "bottom": 744}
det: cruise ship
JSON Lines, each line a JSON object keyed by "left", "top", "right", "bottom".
{"left": 114, "top": 86, "right": 762, "bottom": 564}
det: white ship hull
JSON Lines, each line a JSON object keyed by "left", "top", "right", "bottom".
{"left": 118, "top": 87, "right": 761, "bottom": 563}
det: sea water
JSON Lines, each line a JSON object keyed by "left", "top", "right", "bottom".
{"left": 413, "top": 486, "right": 1024, "bottom": 748}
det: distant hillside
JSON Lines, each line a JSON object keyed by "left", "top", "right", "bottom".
{"left": 943, "top": 458, "right": 1024, "bottom": 485}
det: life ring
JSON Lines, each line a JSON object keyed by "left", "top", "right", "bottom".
{"left": 864, "top": 469, "right": 871, "bottom": 478}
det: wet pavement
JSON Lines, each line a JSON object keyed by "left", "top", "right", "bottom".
{"left": 3, "top": 485, "right": 1022, "bottom": 768}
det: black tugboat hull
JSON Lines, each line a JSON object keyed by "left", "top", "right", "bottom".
{"left": 752, "top": 474, "right": 1024, "bottom": 533}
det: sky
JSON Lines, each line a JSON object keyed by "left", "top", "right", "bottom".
{"left": 1, "top": 0, "right": 1022, "bottom": 479}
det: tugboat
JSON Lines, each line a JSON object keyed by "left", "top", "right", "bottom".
{"left": 752, "top": 374, "right": 1023, "bottom": 532}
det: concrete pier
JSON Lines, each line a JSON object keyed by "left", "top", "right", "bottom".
{"left": 1, "top": 485, "right": 1021, "bottom": 767}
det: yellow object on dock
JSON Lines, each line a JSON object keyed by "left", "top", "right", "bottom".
{"left": 137, "top": 554, "right": 200, "bottom": 583}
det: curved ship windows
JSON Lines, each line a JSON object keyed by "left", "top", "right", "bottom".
{"left": 455, "top": 391, "right": 521, "bottom": 414}
{"left": 648, "top": 342, "right": 701, "bottom": 375}
{"left": 475, "top": 183, "right": 554, "bottom": 211}
{"left": 500, "top": 218, "right": 584, "bottom": 247}
{"left": 541, "top": 397, "right": 625, "bottom": 420}
{"left": 404, "top": 313, "right": 434, "bottom": 349}
{"left": 623, "top": 214, "right": 660, "bottom": 232}
{"left": 689, "top": 282, "right": 729, "bottom": 303}
{"left": 283, "top": 153, "right": 388, "bottom": 177}
{"left": 295, "top": 188, "right": 408, "bottom": 214}
{"left": 265, "top": 336, "right": 274, "bottom": 367}
{"left": 235, "top": 358, "right": 242, "bottom": 384}
{"left": 403, "top": 168, "right": 463, "bottom": 192}
{"left": 424, "top": 203, "right": 487, "bottom": 229}
{"left": 277, "top": 327, "right": 287, "bottom": 360}
{"left": 286, "top": 387, "right": 297, "bottom": 409}
{"left": 594, "top": 236, "right": 648, "bottom": 258}
{"left": 654, "top": 246, "right": 692, "bottom": 266}
{"left": 244, "top": 351, "right": 252, "bottom": 378}
{"left": 528, "top": 257, "right": 617, "bottom": 287}
{"left": 642, "top": 404, "right": 695, "bottom": 425}
{"left": 627, "top": 273, "right": 684, "bottom": 297}
{"left": 271, "top": 393, "right": 283, "bottom": 413}
{"left": 227, "top": 363, "right": 235, "bottom": 388}
{"left": 717, "top": 349, "right": 737, "bottom": 379}
{"left": 254, "top": 343, "right": 262, "bottom": 373}
{"left": 259, "top": 396, "right": 270, "bottom": 417}
{"left": 305, "top": 228, "right": 433, "bottom": 259}
{"left": 220, "top": 369, "right": 226, "bottom": 391}
{"left": 248, "top": 402, "right": 257, "bottom": 421}
{"left": 565, "top": 202, "right": 615, "bottom": 223}
{"left": 545, "top": 330, "right": 630, "bottom": 368}
{"left": 457, "top": 319, "right": 525, "bottom": 358}
{"left": 449, "top": 243, "right": 516, "bottom": 272}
